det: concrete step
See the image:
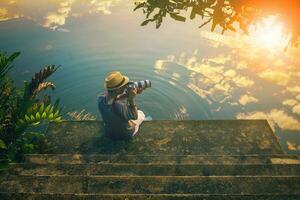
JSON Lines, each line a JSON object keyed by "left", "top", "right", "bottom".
{"left": 1, "top": 175, "right": 299, "bottom": 194}
{"left": 1, "top": 193, "right": 300, "bottom": 200}
{"left": 6, "top": 163, "right": 300, "bottom": 176}
{"left": 3, "top": 120, "right": 297, "bottom": 198}
{"left": 42, "top": 120, "right": 284, "bottom": 155}
{"left": 24, "top": 154, "right": 300, "bottom": 165}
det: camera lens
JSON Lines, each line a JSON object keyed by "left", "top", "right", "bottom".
{"left": 133, "top": 80, "right": 151, "bottom": 89}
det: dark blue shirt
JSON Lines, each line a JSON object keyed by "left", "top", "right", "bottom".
{"left": 97, "top": 93, "right": 135, "bottom": 139}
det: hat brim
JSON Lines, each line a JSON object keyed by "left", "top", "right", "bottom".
{"left": 104, "top": 75, "right": 129, "bottom": 91}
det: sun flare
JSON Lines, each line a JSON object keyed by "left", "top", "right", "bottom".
{"left": 249, "top": 16, "right": 290, "bottom": 50}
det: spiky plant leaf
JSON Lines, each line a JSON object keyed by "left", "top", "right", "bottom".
{"left": 33, "top": 82, "right": 56, "bottom": 97}
{"left": 53, "top": 110, "right": 60, "bottom": 118}
{"left": 44, "top": 104, "right": 51, "bottom": 113}
{"left": 53, "top": 116, "right": 62, "bottom": 122}
{"left": 32, "top": 121, "right": 40, "bottom": 126}
{"left": 41, "top": 112, "right": 47, "bottom": 119}
{"left": 48, "top": 113, "right": 54, "bottom": 120}
{"left": 49, "top": 106, "right": 54, "bottom": 114}
{"left": 30, "top": 114, "right": 35, "bottom": 121}
{"left": 39, "top": 103, "right": 44, "bottom": 113}
{"left": 0, "top": 52, "right": 20, "bottom": 79}
{"left": 36, "top": 112, "right": 41, "bottom": 121}
{"left": 28, "top": 65, "right": 59, "bottom": 97}
{"left": 0, "top": 51, "right": 62, "bottom": 166}
{"left": 53, "top": 98, "right": 60, "bottom": 111}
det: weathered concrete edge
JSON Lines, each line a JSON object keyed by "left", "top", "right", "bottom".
{"left": 264, "top": 120, "right": 285, "bottom": 154}
{"left": 44, "top": 119, "right": 285, "bottom": 154}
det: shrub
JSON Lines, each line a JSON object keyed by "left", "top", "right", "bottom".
{"left": 0, "top": 52, "right": 63, "bottom": 170}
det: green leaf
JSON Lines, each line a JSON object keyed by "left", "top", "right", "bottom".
{"left": 39, "top": 103, "right": 45, "bottom": 113}
{"left": 146, "top": 7, "right": 154, "bottom": 18}
{"left": 221, "top": 27, "right": 226, "bottom": 34}
{"left": 8, "top": 52, "right": 21, "bottom": 63}
{"left": 53, "top": 99, "right": 60, "bottom": 111}
{"left": 134, "top": 2, "right": 145, "bottom": 11}
{"left": 26, "top": 106, "right": 33, "bottom": 115}
{"left": 56, "top": 116, "right": 62, "bottom": 120}
{"left": 25, "top": 114, "right": 31, "bottom": 122}
{"left": 32, "top": 121, "right": 40, "bottom": 126}
{"left": 18, "top": 119, "right": 25, "bottom": 124}
{"left": 0, "top": 52, "right": 20, "bottom": 77}
{"left": 32, "top": 104, "right": 38, "bottom": 113}
{"left": 53, "top": 109, "right": 60, "bottom": 118}
{"left": 36, "top": 112, "right": 41, "bottom": 121}
{"left": 199, "top": 18, "right": 212, "bottom": 29}
{"left": 141, "top": 20, "right": 150, "bottom": 26}
{"left": 44, "top": 104, "right": 51, "bottom": 113}
{"left": 227, "top": 24, "right": 236, "bottom": 32}
{"left": 0, "top": 139, "right": 6, "bottom": 149}
{"left": 54, "top": 116, "right": 62, "bottom": 122}
{"left": 49, "top": 106, "right": 54, "bottom": 114}
{"left": 156, "top": 21, "right": 162, "bottom": 29}
{"left": 23, "top": 81, "right": 30, "bottom": 101}
{"left": 190, "top": 7, "right": 196, "bottom": 19}
{"left": 41, "top": 112, "right": 47, "bottom": 119}
{"left": 48, "top": 113, "right": 54, "bottom": 120}
{"left": 30, "top": 114, "right": 35, "bottom": 121}
{"left": 169, "top": 13, "right": 186, "bottom": 22}
{"left": 211, "top": 21, "right": 217, "bottom": 32}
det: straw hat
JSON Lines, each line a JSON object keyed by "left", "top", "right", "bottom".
{"left": 104, "top": 71, "right": 129, "bottom": 91}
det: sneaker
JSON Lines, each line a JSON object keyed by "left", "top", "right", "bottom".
{"left": 145, "top": 116, "right": 153, "bottom": 121}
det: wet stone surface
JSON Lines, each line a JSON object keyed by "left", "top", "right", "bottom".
{"left": 41, "top": 120, "right": 283, "bottom": 155}
{"left": 1, "top": 120, "right": 299, "bottom": 199}
{"left": 1, "top": 194, "right": 300, "bottom": 200}
{"left": 6, "top": 163, "right": 300, "bottom": 176}
{"left": 24, "top": 154, "right": 300, "bottom": 165}
{"left": 1, "top": 175, "right": 300, "bottom": 194}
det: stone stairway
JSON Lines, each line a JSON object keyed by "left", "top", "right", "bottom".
{"left": 1, "top": 120, "right": 300, "bottom": 199}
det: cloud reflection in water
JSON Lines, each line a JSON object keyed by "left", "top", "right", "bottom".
{"left": 0, "top": 0, "right": 120, "bottom": 30}
{"left": 154, "top": 29, "right": 300, "bottom": 151}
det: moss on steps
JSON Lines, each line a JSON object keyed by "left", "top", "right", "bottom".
{"left": 41, "top": 120, "right": 283, "bottom": 155}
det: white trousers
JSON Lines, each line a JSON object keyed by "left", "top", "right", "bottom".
{"left": 130, "top": 110, "right": 145, "bottom": 136}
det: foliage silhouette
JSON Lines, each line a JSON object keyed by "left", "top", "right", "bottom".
{"left": 134, "top": 0, "right": 300, "bottom": 47}
{"left": 0, "top": 52, "right": 63, "bottom": 169}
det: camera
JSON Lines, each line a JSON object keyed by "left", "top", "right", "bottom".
{"left": 125, "top": 80, "right": 151, "bottom": 92}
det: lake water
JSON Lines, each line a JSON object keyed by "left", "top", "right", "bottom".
{"left": 0, "top": 0, "right": 300, "bottom": 154}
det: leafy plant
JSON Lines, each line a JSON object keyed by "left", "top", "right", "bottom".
{"left": 134, "top": 0, "right": 300, "bottom": 47}
{"left": 0, "top": 52, "right": 63, "bottom": 169}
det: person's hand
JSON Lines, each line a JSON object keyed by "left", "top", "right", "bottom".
{"left": 137, "top": 88, "right": 144, "bottom": 94}
{"left": 128, "top": 87, "right": 137, "bottom": 101}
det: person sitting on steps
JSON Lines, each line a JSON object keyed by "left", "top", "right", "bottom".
{"left": 97, "top": 71, "right": 145, "bottom": 140}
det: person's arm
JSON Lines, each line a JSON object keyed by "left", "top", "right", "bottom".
{"left": 128, "top": 88, "right": 138, "bottom": 120}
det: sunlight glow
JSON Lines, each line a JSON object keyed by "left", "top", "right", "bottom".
{"left": 249, "top": 16, "right": 290, "bottom": 50}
